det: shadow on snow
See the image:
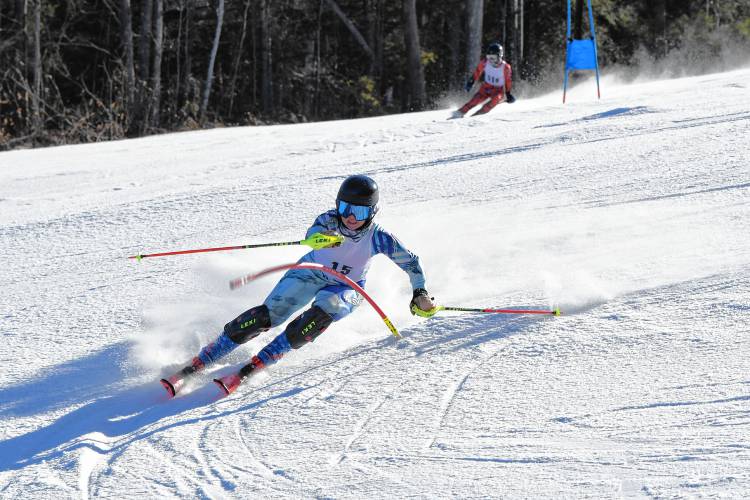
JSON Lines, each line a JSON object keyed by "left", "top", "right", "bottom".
{"left": 0, "top": 306, "right": 561, "bottom": 473}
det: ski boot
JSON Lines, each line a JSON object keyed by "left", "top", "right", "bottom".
{"left": 214, "top": 356, "right": 265, "bottom": 396}
{"left": 160, "top": 356, "right": 205, "bottom": 397}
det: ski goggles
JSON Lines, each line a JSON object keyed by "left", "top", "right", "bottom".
{"left": 337, "top": 200, "right": 373, "bottom": 221}
{"left": 486, "top": 54, "right": 500, "bottom": 64}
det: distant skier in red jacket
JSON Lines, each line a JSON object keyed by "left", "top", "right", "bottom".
{"left": 451, "top": 42, "right": 515, "bottom": 118}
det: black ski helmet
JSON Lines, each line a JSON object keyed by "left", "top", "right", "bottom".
{"left": 487, "top": 42, "right": 503, "bottom": 59}
{"left": 336, "top": 174, "right": 379, "bottom": 228}
{"left": 337, "top": 174, "right": 379, "bottom": 207}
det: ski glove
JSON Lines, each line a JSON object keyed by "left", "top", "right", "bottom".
{"left": 464, "top": 78, "right": 474, "bottom": 92}
{"left": 505, "top": 92, "right": 516, "bottom": 104}
{"left": 410, "top": 288, "right": 439, "bottom": 318}
{"left": 306, "top": 230, "right": 342, "bottom": 249}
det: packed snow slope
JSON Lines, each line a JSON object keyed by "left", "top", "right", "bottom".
{"left": 1, "top": 69, "right": 749, "bottom": 499}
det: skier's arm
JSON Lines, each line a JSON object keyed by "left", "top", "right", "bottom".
{"left": 465, "top": 59, "right": 488, "bottom": 90}
{"left": 504, "top": 63, "right": 513, "bottom": 93}
{"left": 372, "top": 228, "right": 426, "bottom": 290}
{"left": 305, "top": 210, "right": 341, "bottom": 247}
{"left": 472, "top": 59, "right": 488, "bottom": 83}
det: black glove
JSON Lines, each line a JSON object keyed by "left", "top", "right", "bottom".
{"left": 464, "top": 78, "right": 474, "bottom": 92}
{"left": 410, "top": 288, "right": 436, "bottom": 316}
{"left": 505, "top": 92, "right": 516, "bottom": 104}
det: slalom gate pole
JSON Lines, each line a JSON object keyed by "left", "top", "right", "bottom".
{"left": 128, "top": 233, "right": 343, "bottom": 261}
{"left": 229, "top": 262, "right": 401, "bottom": 339}
{"left": 441, "top": 306, "right": 561, "bottom": 316}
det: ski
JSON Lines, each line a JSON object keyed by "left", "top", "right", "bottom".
{"left": 213, "top": 373, "right": 243, "bottom": 396}
{"left": 213, "top": 356, "right": 265, "bottom": 397}
{"left": 161, "top": 355, "right": 265, "bottom": 398}
{"left": 160, "top": 356, "right": 205, "bottom": 397}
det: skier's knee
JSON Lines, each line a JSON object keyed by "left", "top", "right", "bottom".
{"left": 284, "top": 306, "right": 333, "bottom": 349}
{"left": 224, "top": 305, "right": 271, "bottom": 344}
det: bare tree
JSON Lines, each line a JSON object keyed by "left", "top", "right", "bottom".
{"left": 509, "top": 0, "right": 523, "bottom": 68}
{"left": 31, "top": 0, "right": 41, "bottom": 136}
{"left": 447, "top": 0, "right": 463, "bottom": 89}
{"left": 200, "top": 0, "right": 224, "bottom": 121}
{"left": 315, "top": 0, "right": 323, "bottom": 118}
{"left": 118, "top": 0, "right": 136, "bottom": 122}
{"left": 365, "top": 0, "right": 382, "bottom": 78}
{"left": 653, "top": 0, "right": 667, "bottom": 58}
{"left": 464, "top": 0, "right": 483, "bottom": 76}
{"left": 139, "top": 0, "right": 152, "bottom": 82}
{"left": 181, "top": 0, "right": 194, "bottom": 115}
{"left": 260, "top": 0, "right": 273, "bottom": 115}
{"left": 149, "top": 0, "right": 163, "bottom": 127}
{"left": 228, "top": 0, "right": 253, "bottom": 116}
{"left": 403, "top": 0, "right": 425, "bottom": 109}
{"left": 518, "top": 0, "right": 524, "bottom": 62}
{"left": 323, "top": 0, "right": 373, "bottom": 59}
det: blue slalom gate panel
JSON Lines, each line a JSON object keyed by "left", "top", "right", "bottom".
{"left": 563, "top": 0, "right": 601, "bottom": 102}
{"left": 566, "top": 39, "right": 597, "bottom": 70}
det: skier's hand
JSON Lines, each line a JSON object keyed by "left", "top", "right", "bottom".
{"left": 464, "top": 78, "right": 474, "bottom": 92}
{"left": 306, "top": 231, "right": 343, "bottom": 250}
{"left": 410, "top": 288, "right": 439, "bottom": 318}
{"left": 505, "top": 92, "right": 516, "bottom": 103}
{"left": 321, "top": 230, "right": 342, "bottom": 248}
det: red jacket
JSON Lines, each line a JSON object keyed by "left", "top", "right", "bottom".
{"left": 472, "top": 58, "right": 513, "bottom": 94}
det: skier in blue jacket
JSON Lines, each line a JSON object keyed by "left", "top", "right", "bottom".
{"left": 162, "top": 174, "right": 437, "bottom": 396}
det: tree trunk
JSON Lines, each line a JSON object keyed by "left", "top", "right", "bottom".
{"left": 323, "top": 0, "right": 373, "bottom": 59}
{"left": 653, "top": 0, "right": 667, "bottom": 58}
{"left": 138, "top": 0, "right": 152, "bottom": 82}
{"left": 260, "top": 0, "right": 273, "bottom": 115}
{"left": 370, "top": 0, "right": 385, "bottom": 101}
{"left": 501, "top": 0, "right": 507, "bottom": 47}
{"left": 464, "top": 0, "right": 483, "bottom": 76}
{"left": 31, "top": 0, "right": 41, "bottom": 137}
{"left": 510, "top": 0, "right": 522, "bottom": 68}
{"left": 200, "top": 0, "right": 224, "bottom": 121}
{"left": 149, "top": 0, "right": 163, "bottom": 127}
{"left": 182, "top": 0, "right": 193, "bottom": 114}
{"left": 228, "top": 0, "right": 252, "bottom": 116}
{"left": 118, "top": 0, "right": 136, "bottom": 123}
{"left": 15, "top": 0, "right": 28, "bottom": 135}
{"left": 365, "top": 0, "right": 379, "bottom": 77}
{"left": 403, "top": 0, "right": 426, "bottom": 110}
{"left": 315, "top": 0, "right": 323, "bottom": 118}
{"left": 447, "top": 0, "right": 463, "bottom": 89}
{"left": 519, "top": 0, "right": 524, "bottom": 62}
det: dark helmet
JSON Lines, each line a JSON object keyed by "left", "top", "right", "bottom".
{"left": 337, "top": 174, "right": 379, "bottom": 207}
{"left": 336, "top": 175, "right": 379, "bottom": 230}
{"left": 487, "top": 42, "right": 503, "bottom": 59}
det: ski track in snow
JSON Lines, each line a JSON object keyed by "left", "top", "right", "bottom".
{"left": 1, "top": 69, "right": 750, "bottom": 498}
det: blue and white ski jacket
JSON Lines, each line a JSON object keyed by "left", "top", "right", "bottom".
{"left": 299, "top": 210, "right": 426, "bottom": 290}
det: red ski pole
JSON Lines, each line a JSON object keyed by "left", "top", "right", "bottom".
{"left": 441, "top": 306, "right": 561, "bottom": 315}
{"left": 128, "top": 233, "right": 342, "bottom": 261}
{"left": 411, "top": 304, "right": 561, "bottom": 317}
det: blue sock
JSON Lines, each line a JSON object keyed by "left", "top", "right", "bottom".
{"left": 198, "top": 333, "right": 239, "bottom": 365}
{"left": 256, "top": 333, "right": 292, "bottom": 366}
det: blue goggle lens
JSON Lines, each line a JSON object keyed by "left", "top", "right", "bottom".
{"left": 337, "top": 200, "right": 372, "bottom": 221}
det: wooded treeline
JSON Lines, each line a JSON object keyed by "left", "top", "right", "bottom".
{"left": 2, "top": 0, "right": 749, "bottom": 150}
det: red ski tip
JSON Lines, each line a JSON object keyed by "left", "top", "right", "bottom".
{"left": 214, "top": 374, "right": 242, "bottom": 396}
{"left": 160, "top": 378, "right": 176, "bottom": 398}
{"left": 160, "top": 374, "right": 185, "bottom": 398}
